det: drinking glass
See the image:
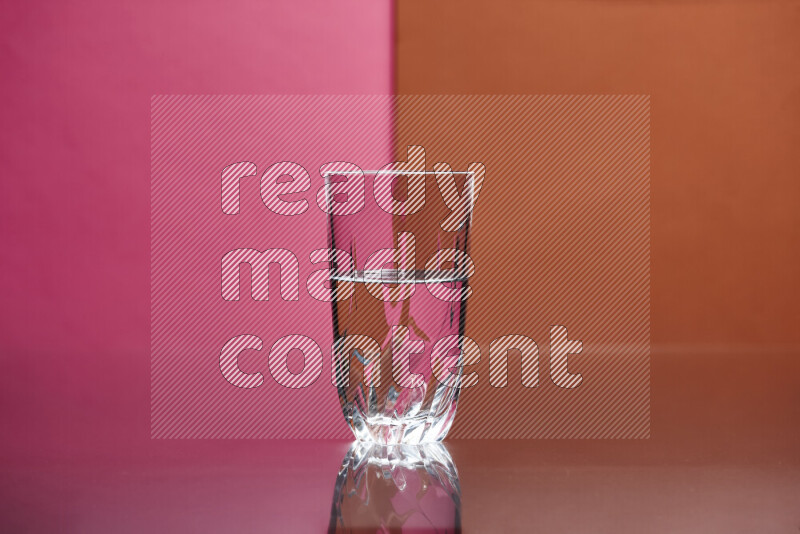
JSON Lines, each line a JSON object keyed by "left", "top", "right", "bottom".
{"left": 323, "top": 163, "right": 477, "bottom": 444}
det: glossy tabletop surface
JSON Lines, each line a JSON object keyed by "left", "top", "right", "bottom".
{"left": 2, "top": 350, "right": 798, "bottom": 532}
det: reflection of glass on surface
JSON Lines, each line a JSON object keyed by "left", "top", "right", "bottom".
{"left": 328, "top": 441, "right": 462, "bottom": 533}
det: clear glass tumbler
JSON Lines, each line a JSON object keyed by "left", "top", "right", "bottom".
{"left": 323, "top": 161, "right": 477, "bottom": 444}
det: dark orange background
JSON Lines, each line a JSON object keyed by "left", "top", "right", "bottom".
{"left": 397, "top": 0, "right": 799, "bottom": 347}
{"left": 396, "top": 0, "right": 799, "bottom": 454}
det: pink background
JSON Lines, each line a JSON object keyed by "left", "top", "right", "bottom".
{"left": 0, "top": 0, "right": 392, "bottom": 453}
